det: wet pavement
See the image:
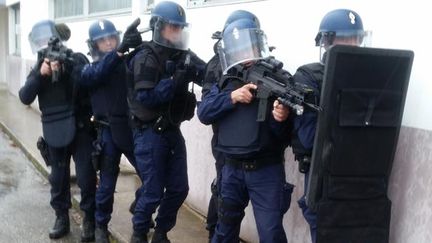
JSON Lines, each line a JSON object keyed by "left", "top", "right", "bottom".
{"left": 0, "top": 131, "right": 83, "bottom": 243}
{"left": 0, "top": 89, "right": 210, "bottom": 243}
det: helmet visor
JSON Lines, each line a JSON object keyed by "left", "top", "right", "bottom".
{"left": 317, "top": 30, "right": 372, "bottom": 63}
{"left": 28, "top": 23, "right": 60, "bottom": 54}
{"left": 88, "top": 34, "right": 120, "bottom": 62}
{"left": 316, "top": 29, "right": 373, "bottom": 47}
{"left": 153, "top": 18, "right": 190, "bottom": 50}
{"left": 218, "top": 28, "right": 270, "bottom": 74}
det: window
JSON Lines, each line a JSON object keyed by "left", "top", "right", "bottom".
{"left": 54, "top": 0, "right": 83, "bottom": 18}
{"left": 187, "top": 0, "right": 265, "bottom": 8}
{"left": 11, "top": 3, "right": 20, "bottom": 55}
{"left": 54, "top": 0, "right": 131, "bottom": 19}
{"left": 145, "top": 0, "right": 155, "bottom": 12}
{"left": 89, "top": 0, "right": 131, "bottom": 14}
{"left": 135, "top": 0, "right": 155, "bottom": 14}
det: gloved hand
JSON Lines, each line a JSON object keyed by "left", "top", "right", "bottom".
{"left": 184, "top": 64, "right": 198, "bottom": 82}
{"left": 118, "top": 18, "right": 142, "bottom": 53}
{"left": 173, "top": 64, "right": 201, "bottom": 88}
{"left": 173, "top": 67, "right": 188, "bottom": 88}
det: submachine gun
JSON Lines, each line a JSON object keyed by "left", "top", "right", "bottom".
{"left": 243, "top": 57, "right": 321, "bottom": 121}
{"left": 38, "top": 37, "right": 74, "bottom": 83}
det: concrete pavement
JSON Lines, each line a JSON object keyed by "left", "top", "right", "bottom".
{"left": 0, "top": 88, "right": 210, "bottom": 243}
{"left": 0, "top": 130, "right": 84, "bottom": 243}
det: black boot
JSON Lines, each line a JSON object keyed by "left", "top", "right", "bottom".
{"left": 49, "top": 213, "right": 70, "bottom": 239}
{"left": 130, "top": 231, "right": 148, "bottom": 243}
{"left": 95, "top": 225, "right": 110, "bottom": 243}
{"left": 151, "top": 229, "right": 170, "bottom": 243}
{"left": 81, "top": 215, "right": 95, "bottom": 242}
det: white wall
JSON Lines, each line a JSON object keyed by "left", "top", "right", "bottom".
{"left": 18, "top": 0, "right": 432, "bottom": 131}
{"left": 59, "top": 0, "right": 432, "bottom": 131}
{"left": 0, "top": 7, "right": 8, "bottom": 84}
{"left": 5, "top": 0, "right": 19, "bottom": 5}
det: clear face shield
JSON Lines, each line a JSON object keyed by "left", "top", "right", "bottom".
{"left": 88, "top": 33, "right": 120, "bottom": 61}
{"left": 153, "top": 18, "right": 190, "bottom": 50}
{"left": 218, "top": 28, "right": 271, "bottom": 74}
{"left": 28, "top": 22, "right": 61, "bottom": 54}
{"left": 316, "top": 30, "right": 372, "bottom": 63}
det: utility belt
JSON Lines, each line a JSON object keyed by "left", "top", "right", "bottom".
{"left": 225, "top": 156, "right": 283, "bottom": 171}
{"left": 130, "top": 115, "right": 179, "bottom": 134}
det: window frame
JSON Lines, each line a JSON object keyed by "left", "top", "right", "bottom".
{"left": 187, "top": 0, "right": 266, "bottom": 9}
{"left": 52, "top": 0, "right": 132, "bottom": 21}
{"left": 9, "top": 3, "right": 20, "bottom": 56}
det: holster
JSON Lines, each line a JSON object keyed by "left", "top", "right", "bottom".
{"left": 36, "top": 136, "right": 51, "bottom": 167}
{"left": 296, "top": 155, "right": 311, "bottom": 174}
{"left": 91, "top": 121, "right": 106, "bottom": 171}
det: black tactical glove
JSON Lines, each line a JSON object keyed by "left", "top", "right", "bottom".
{"left": 176, "top": 53, "right": 197, "bottom": 82}
{"left": 184, "top": 64, "right": 198, "bottom": 81}
{"left": 173, "top": 67, "right": 188, "bottom": 88}
{"left": 118, "top": 18, "right": 142, "bottom": 53}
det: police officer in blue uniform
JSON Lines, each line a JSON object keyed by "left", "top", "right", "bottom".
{"left": 19, "top": 20, "right": 97, "bottom": 241}
{"left": 198, "top": 17, "right": 294, "bottom": 243}
{"left": 79, "top": 19, "right": 143, "bottom": 243}
{"left": 291, "top": 9, "right": 367, "bottom": 243}
{"left": 202, "top": 10, "right": 261, "bottom": 241}
{"left": 125, "top": 1, "right": 205, "bottom": 242}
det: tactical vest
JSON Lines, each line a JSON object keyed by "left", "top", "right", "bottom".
{"left": 126, "top": 41, "right": 196, "bottom": 125}
{"left": 202, "top": 54, "right": 222, "bottom": 97}
{"left": 90, "top": 58, "right": 133, "bottom": 151}
{"left": 37, "top": 53, "right": 88, "bottom": 148}
{"left": 291, "top": 62, "right": 324, "bottom": 158}
{"left": 215, "top": 75, "right": 274, "bottom": 157}
{"left": 90, "top": 62, "right": 127, "bottom": 117}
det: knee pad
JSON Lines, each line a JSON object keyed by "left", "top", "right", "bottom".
{"left": 218, "top": 198, "right": 245, "bottom": 225}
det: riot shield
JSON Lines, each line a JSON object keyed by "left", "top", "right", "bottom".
{"left": 305, "top": 45, "right": 414, "bottom": 243}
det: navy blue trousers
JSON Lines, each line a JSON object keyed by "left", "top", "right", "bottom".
{"left": 95, "top": 127, "right": 137, "bottom": 226}
{"left": 298, "top": 172, "right": 317, "bottom": 243}
{"left": 206, "top": 152, "right": 224, "bottom": 236}
{"left": 212, "top": 163, "right": 294, "bottom": 243}
{"left": 48, "top": 129, "right": 96, "bottom": 216}
{"left": 132, "top": 127, "right": 189, "bottom": 234}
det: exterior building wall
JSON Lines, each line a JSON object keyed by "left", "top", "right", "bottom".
{"left": 0, "top": 7, "right": 7, "bottom": 85}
